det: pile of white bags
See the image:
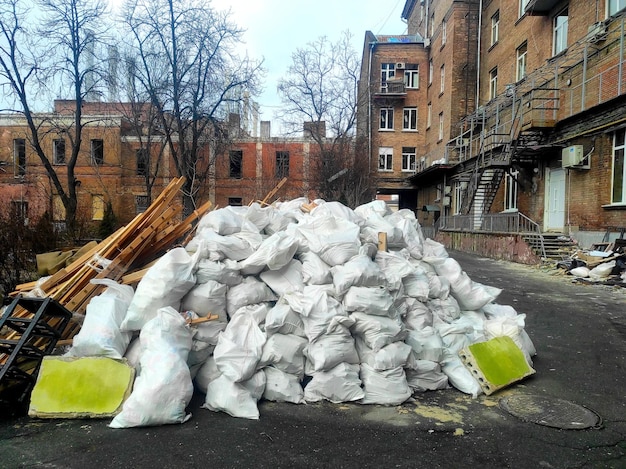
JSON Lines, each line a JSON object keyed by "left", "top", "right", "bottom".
{"left": 76, "top": 199, "right": 536, "bottom": 425}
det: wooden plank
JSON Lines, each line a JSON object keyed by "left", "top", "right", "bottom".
{"left": 261, "top": 177, "right": 288, "bottom": 205}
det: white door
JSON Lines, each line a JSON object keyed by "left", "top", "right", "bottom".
{"left": 545, "top": 168, "right": 566, "bottom": 231}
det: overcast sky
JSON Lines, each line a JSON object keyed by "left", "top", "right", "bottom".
{"left": 211, "top": 0, "right": 408, "bottom": 126}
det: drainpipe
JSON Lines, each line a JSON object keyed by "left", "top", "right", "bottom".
{"left": 476, "top": 0, "right": 483, "bottom": 107}
{"left": 368, "top": 41, "right": 375, "bottom": 178}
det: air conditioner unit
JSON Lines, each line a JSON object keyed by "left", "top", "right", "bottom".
{"left": 455, "top": 137, "right": 469, "bottom": 147}
{"left": 587, "top": 22, "right": 608, "bottom": 43}
{"left": 443, "top": 196, "right": 451, "bottom": 207}
{"left": 562, "top": 145, "right": 585, "bottom": 168}
{"left": 395, "top": 62, "right": 405, "bottom": 70}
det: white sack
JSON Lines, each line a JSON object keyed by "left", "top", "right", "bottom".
{"left": 310, "top": 201, "right": 364, "bottom": 226}
{"left": 262, "top": 367, "right": 305, "bottom": 404}
{"left": 589, "top": 261, "right": 615, "bottom": 280}
{"left": 188, "top": 229, "right": 257, "bottom": 261}
{"left": 405, "top": 327, "right": 444, "bottom": 362}
{"left": 284, "top": 289, "right": 347, "bottom": 342}
{"left": 355, "top": 338, "right": 413, "bottom": 371}
{"left": 226, "top": 276, "right": 277, "bottom": 316}
{"left": 203, "top": 371, "right": 266, "bottom": 420}
{"left": 213, "top": 313, "right": 266, "bottom": 382}
{"left": 180, "top": 280, "right": 227, "bottom": 319}
{"left": 304, "top": 317, "right": 359, "bottom": 373}
{"left": 304, "top": 363, "right": 364, "bottom": 403}
{"left": 359, "top": 364, "right": 412, "bottom": 405}
{"left": 194, "top": 356, "right": 221, "bottom": 394}
{"left": 402, "top": 271, "right": 430, "bottom": 301}
{"left": 374, "top": 250, "right": 416, "bottom": 290}
{"left": 197, "top": 206, "right": 256, "bottom": 235}
{"left": 239, "top": 231, "right": 299, "bottom": 275}
{"left": 110, "top": 307, "right": 193, "bottom": 428}
{"left": 299, "top": 251, "right": 332, "bottom": 285}
{"left": 349, "top": 312, "right": 406, "bottom": 352}
{"left": 342, "top": 286, "right": 394, "bottom": 317}
{"left": 332, "top": 254, "right": 387, "bottom": 296}
{"left": 402, "top": 298, "right": 433, "bottom": 330}
{"left": 195, "top": 259, "right": 242, "bottom": 286}
{"left": 230, "top": 303, "right": 271, "bottom": 327}
{"left": 259, "top": 333, "right": 308, "bottom": 378}
{"left": 264, "top": 300, "right": 306, "bottom": 337}
{"left": 296, "top": 215, "right": 361, "bottom": 266}
{"left": 406, "top": 360, "right": 449, "bottom": 392}
{"left": 427, "top": 297, "right": 461, "bottom": 324}
{"left": 122, "top": 247, "right": 200, "bottom": 331}
{"left": 69, "top": 279, "right": 134, "bottom": 359}
{"left": 260, "top": 259, "right": 305, "bottom": 296}
{"left": 441, "top": 352, "right": 482, "bottom": 398}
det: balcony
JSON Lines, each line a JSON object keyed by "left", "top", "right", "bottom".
{"left": 373, "top": 79, "right": 406, "bottom": 101}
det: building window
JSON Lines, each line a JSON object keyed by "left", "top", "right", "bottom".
{"left": 92, "top": 195, "right": 105, "bottom": 221}
{"left": 553, "top": 8, "right": 568, "bottom": 55}
{"left": 453, "top": 182, "right": 464, "bottom": 215}
{"left": 438, "top": 112, "right": 444, "bottom": 141}
{"left": 429, "top": 14, "right": 434, "bottom": 37}
{"left": 379, "top": 108, "right": 394, "bottom": 130}
{"left": 439, "top": 64, "right": 445, "bottom": 94}
{"left": 609, "top": 0, "right": 626, "bottom": 15}
{"left": 404, "top": 64, "right": 419, "bottom": 89}
{"left": 91, "top": 139, "right": 104, "bottom": 165}
{"left": 516, "top": 42, "right": 527, "bottom": 81}
{"left": 11, "top": 200, "right": 28, "bottom": 223}
{"left": 381, "top": 63, "right": 396, "bottom": 83}
{"left": 505, "top": 169, "right": 519, "bottom": 211}
{"left": 14, "top": 138, "right": 26, "bottom": 177}
{"left": 491, "top": 11, "right": 500, "bottom": 45}
{"left": 135, "top": 195, "right": 149, "bottom": 214}
{"left": 519, "top": 0, "right": 530, "bottom": 18}
{"left": 441, "top": 20, "right": 447, "bottom": 46}
{"left": 612, "top": 128, "right": 626, "bottom": 203}
{"left": 229, "top": 150, "right": 243, "bottom": 178}
{"left": 489, "top": 67, "right": 498, "bottom": 100}
{"left": 228, "top": 197, "right": 243, "bottom": 206}
{"left": 427, "top": 103, "right": 432, "bottom": 129}
{"left": 402, "top": 147, "right": 416, "bottom": 172}
{"left": 53, "top": 139, "right": 66, "bottom": 165}
{"left": 378, "top": 147, "right": 393, "bottom": 172}
{"left": 136, "top": 148, "right": 148, "bottom": 176}
{"left": 403, "top": 107, "right": 417, "bottom": 131}
{"left": 428, "top": 59, "right": 433, "bottom": 85}
{"left": 276, "top": 151, "right": 289, "bottom": 178}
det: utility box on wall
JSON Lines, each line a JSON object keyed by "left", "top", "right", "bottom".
{"left": 561, "top": 145, "right": 589, "bottom": 169}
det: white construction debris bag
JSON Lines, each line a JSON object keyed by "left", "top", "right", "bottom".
{"left": 110, "top": 307, "right": 193, "bottom": 428}
{"left": 359, "top": 364, "right": 412, "bottom": 405}
{"left": 213, "top": 313, "right": 266, "bottom": 382}
{"left": 304, "top": 363, "right": 364, "bottom": 403}
{"left": 122, "top": 247, "right": 200, "bottom": 331}
{"left": 402, "top": 298, "right": 434, "bottom": 330}
{"left": 260, "top": 259, "right": 305, "bottom": 296}
{"left": 349, "top": 312, "right": 406, "bottom": 352}
{"left": 195, "top": 259, "right": 242, "bottom": 286}
{"left": 203, "top": 371, "right": 266, "bottom": 420}
{"left": 484, "top": 314, "right": 536, "bottom": 364}
{"left": 405, "top": 327, "right": 444, "bottom": 362}
{"left": 402, "top": 271, "right": 430, "bottom": 302}
{"left": 422, "top": 238, "right": 449, "bottom": 258}
{"left": 374, "top": 250, "right": 416, "bottom": 290}
{"left": 188, "top": 229, "right": 257, "bottom": 261}
{"left": 304, "top": 316, "right": 359, "bottom": 373}
{"left": 296, "top": 215, "right": 361, "bottom": 266}
{"left": 264, "top": 300, "right": 306, "bottom": 337}
{"left": 239, "top": 202, "right": 271, "bottom": 232}
{"left": 440, "top": 351, "right": 482, "bottom": 398}
{"left": 589, "top": 260, "right": 615, "bottom": 280}
{"left": 299, "top": 251, "right": 332, "bottom": 285}
{"left": 226, "top": 276, "right": 277, "bottom": 316}
{"left": 239, "top": 231, "right": 299, "bottom": 275}
{"left": 393, "top": 216, "right": 425, "bottom": 259}
{"left": 180, "top": 280, "right": 227, "bottom": 319}
{"left": 284, "top": 289, "right": 347, "bottom": 342}
{"left": 332, "top": 254, "right": 387, "bottom": 296}
{"left": 342, "top": 286, "right": 394, "bottom": 317}
{"left": 229, "top": 303, "right": 272, "bottom": 327}
{"left": 259, "top": 333, "right": 308, "bottom": 378}
{"left": 427, "top": 297, "right": 461, "bottom": 324}
{"left": 482, "top": 304, "right": 536, "bottom": 358}
{"left": 310, "top": 200, "right": 364, "bottom": 225}
{"left": 194, "top": 356, "right": 221, "bottom": 394}
{"left": 197, "top": 206, "right": 256, "bottom": 235}
{"left": 262, "top": 366, "right": 305, "bottom": 404}
{"left": 435, "top": 322, "right": 473, "bottom": 354}
{"left": 68, "top": 279, "right": 134, "bottom": 359}
{"left": 406, "top": 360, "right": 449, "bottom": 392}
{"left": 355, "top": 338, "right": 413, "bottom": 371}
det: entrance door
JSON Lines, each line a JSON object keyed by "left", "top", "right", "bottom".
{"left": 545, "top": 168, "right": 566, "bottom": 231}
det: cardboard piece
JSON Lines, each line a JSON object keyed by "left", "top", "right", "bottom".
{"left": 458, "top": 336, "right": 535, "bottom": 396}
{"left": 29, "top": 356, "right": 135, "bottom": 418}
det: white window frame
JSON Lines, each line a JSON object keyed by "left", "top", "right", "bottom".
{"left": 439, "top": 64, "right": 445, "bottom": 94}
{"left": 427, "top": 103, "right": 432, "bottom": 129}
{"left": 442, "top": 19, "right": 447, "bottom": 45}
{"left": 428, "top": 59, "right": 433, "bottom": 85}
{"left": 491, "top": 11, "right": 500, "bottom": 46}
{"left": 609, "top": 0, "right": 626, "bottom": 16}
{"left": 438, "top": 112, "right": 444, "bottom": 141}
{"left": 489, "top": 67, "right": 498, "bottom": 100}
{"left": 519, "top": 0, "right": 530, "bottom": 18}
{"left": 381, "top": 63, "right": 396, "bottom": 83}
{"left": 403, "top": 107, "right": 418, "bottom": 131}
{"left": 404, "top": 65, "right": 419, "bottom": 89}
{"left": 504, "top": 169, "right": 519, "bottom": 211}
{"left": 402, "top": 147, "right": 417, "bottom": 172}
{"left": 611, "top": 128, "right": 626, "bottom": 204}
{"left": 378, "top": 147, "right": 393, "bottom": 172}
{"left": 516, "top": 42, "right": 527, "bottom": 81}
{"left": 379, "top": 108, "right": 394, "bottom": 131}
{"left": 553, "top": 8, "right": 569, "bottom": 56}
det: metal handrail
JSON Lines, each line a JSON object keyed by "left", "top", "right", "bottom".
{"left": 439, "top": 211, "right": 547, "bottom": 258}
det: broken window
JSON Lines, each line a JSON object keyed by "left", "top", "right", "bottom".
{"left": 229, "top": 150, "right": 243, "bottom": 178}
{"left": 136, "top": 148, "right": 148, "bottom": 176}
{"left": 53, "top": 139, "right": 66, "bottom": 165}
{"left": 14, "top": 138, "right": 25, "bottom": 177}
{"left": 276, "top": 151, "right": 289, "bottom": 178}
{"left": 228, "top": 197, "right": 243, "bottom": 206}
{"left": 91, "top": 139, "right": 104, "bottom": 165}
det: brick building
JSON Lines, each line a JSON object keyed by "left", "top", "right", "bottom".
{"left": 359, "top": 0, "right": 626, "bottom": 257}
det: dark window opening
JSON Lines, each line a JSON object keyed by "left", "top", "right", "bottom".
{"left": 228, "top": 197, "right": 243, "bottom": 206}
{"left": 229, "top": 150, "right": 243, "bottom": 178}
{"left": 91, "top": 139, "right": 104, "bottom": 165}
{"left": 54, "top": 139, "right": 65, "bottom": 165}
{"left": 135, "top": 195, "right": 148, "bottom": 214}
{"left": 136, "top": 148, "right": 148, "bottom": 176}
{"left": 14, "top": 138, "right": 26, "bottom": 176}
{"left": 276, "top": 151, "right": 290, "bottom": 178}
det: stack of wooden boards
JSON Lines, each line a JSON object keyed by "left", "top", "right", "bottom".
{"left": 3, "top": 176, "right": 212, "bottom": 346}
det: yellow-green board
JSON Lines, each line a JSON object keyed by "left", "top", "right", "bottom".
{"left": 459, "top": 336, "right": 535, "bottom": 395}
{"left": 29, "top": 356, "right": 135, "bottom": 418}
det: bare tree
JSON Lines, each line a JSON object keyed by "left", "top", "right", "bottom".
{"left": 0, "top": 0, "right": 110, "bottom": 237}
{"left": 122, "top": 0, "right": 263, "bottom": 215}
{"left": 276, "top": 31, "right": 376, "bottom": 207}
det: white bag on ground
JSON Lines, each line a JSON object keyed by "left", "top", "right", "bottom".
{"left": 284, "top": 290, "right": 347, "bottom": 342}
{"left": 194, "top": 356, "right": 221, "bottom": 394}
{"left": 304, "top": 317, "right": 359, "bottom": 373}
{"left": 110, "top": 307, "right": 193, "bottom": 428}
{"left": 122, "top": 247, "right": 200, "bottom": 331}
{"left": 262, "top": 367, "right": 305, "bottom": 404}
{"left": 203, "top": 371, "right": 266, "bottom": 420}
{"left": 349, "top": 312, "right": 406, "bottom": 352}
{"left": 406, "top": 360, "right": 449, "bottom": 392}
{"left": 259, "top": 333, "right": 308, "bottom": 378}
{"left": 213, "top": 313, "right": 266, "bottom": 382}
{"left": 304, "top": 363, "right": 364, "bottom": 403}
{"left": 355, "top": 338, "right": 413, "bottom": 371}
{"left": 68, "top": 279, "right": 134, "bottom": 359}
{"left": 405, "top": 327, "right": 444, "bottom": 362}
{"left": 359, "top": 364, "right": 412, "bottom": 405}
{"left": 440, "top": 350, "right": 483, "bottom": 398}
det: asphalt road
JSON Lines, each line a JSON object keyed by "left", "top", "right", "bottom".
{"left": 2, "top": 250, "right": 626, "bottom": 469}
